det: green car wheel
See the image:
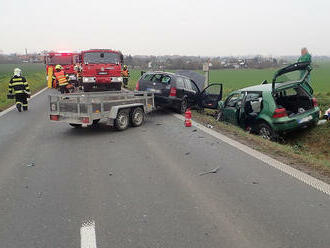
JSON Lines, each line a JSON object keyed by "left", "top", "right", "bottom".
{"left": 258, "top": 123, "right": 276, "bottom": 140}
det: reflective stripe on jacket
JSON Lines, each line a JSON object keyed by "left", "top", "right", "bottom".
{"left": 8, "top": 76, "right": 30, "bottom": 95}
{"left": 54, "top": 71, "right": 68, "bottom": 86}
{"left": 122, "top": 69, "right": 129, "bottom": 77}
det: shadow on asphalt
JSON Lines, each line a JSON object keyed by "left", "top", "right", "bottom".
{"left": 61, "top": 108, "right": 176, "bottom": 137}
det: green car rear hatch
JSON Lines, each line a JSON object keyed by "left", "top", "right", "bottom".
{"left": 272, "top": 62, "right": 312, "bottom": 94}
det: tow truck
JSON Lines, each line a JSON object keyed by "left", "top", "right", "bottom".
{"left": 44, "top": 52, "right": 80, "bottom": 88}
{"left": 80, "top": 49, "right": 124, "bottom": 92}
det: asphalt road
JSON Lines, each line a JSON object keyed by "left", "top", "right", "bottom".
{"left": 0, "top": 89, "right": 329, "bottom": 248}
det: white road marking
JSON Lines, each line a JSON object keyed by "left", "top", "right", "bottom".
{"left": 0, "top": 87, "right": 48, "bottom": 118}
{"left": 81, "top": 220, "right": 97, "bottom": 248}
{"left": 173, "top": 113, "right": 330, "bottom": 196}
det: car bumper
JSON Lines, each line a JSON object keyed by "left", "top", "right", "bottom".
{"left": 154, "top": 95, "right": 181, "bottom": 107}
{"left": 272, "top": 108, "right": 320, "bottom": 133}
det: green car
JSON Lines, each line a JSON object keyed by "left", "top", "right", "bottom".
{"left": 217, "top": 62, "right": 320, "bottom": 140}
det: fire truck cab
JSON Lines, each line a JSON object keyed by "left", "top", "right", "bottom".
{"left": 80, "top": 49, "right": 124, "bottom": 91}
{"left": 44, "top": 52, "right": 80, "bottom": 88}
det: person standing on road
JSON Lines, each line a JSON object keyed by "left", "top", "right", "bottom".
{"left": 298, "top": 47, "right": 312, "bottom": 63}
{"left": 8, "top": 68, "right": 30, "bottom": 112}
{"left": 122, "top": 65, "right": 130, "bottom": 88}
{"left": 53, "top": 65, "right": 70, "bottom": 94}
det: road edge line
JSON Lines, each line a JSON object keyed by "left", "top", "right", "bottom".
{"left": 0, "top": 87, "right": 48, "bottom": 118}
{"left": 173, "top": 113, "right": 330, "bottom": 196}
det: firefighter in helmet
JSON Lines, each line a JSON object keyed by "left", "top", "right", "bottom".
{"left": 53, "top": 64, "right": 71, "bottom": 94}
{"left": 8, "top": 68, "right": 30, "bottom": 112}
{"left": 122, "top": 65, "right": 130, "bottom": 88}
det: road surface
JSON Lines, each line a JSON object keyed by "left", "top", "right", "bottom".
{"left": 0, "top": 89, "right": 329, "bottom": 248}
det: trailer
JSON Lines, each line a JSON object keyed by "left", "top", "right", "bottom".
{"left": 49, "top": 91, "right": 154, "bottom": 130}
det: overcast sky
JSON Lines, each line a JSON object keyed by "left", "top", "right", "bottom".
{"left": 1, "top": 0, "right": 329, "bottom": 56}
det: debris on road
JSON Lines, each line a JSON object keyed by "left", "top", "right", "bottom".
{"left": 252, "top": 181, "right": 259, "bottom": 185}
{"left": 206, "top": 124, "right": 214, "bottom": 129}
{"left": 192, "top": 129, "right": 197, "bottom": 132}
{"left": 185, "top": 152, "right": 190, "bottom": 156}
{"left": 26, "top": 162, "right": 35, "bottom": 167}
{"left": 156, "top": 123, "right": 163, "bottom": 126}
{"left": 109, "top": 172, "right": 113, "bottom": 176}
{"left": 199, "top": 167, "right": 220, "bottom": 176}
{"left": 317, "top": 120, "right": 327, "bottom": 125}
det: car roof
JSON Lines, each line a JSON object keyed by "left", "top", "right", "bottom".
{"left": 239, "top": 84, "right": 273, "bottom": 92}
{"left": 144, "top": 71, "right": 190, "bottom": 79}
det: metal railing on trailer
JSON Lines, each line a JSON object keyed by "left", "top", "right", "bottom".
{"left": 49, "top": 91, "right": 155, "bottom": 130}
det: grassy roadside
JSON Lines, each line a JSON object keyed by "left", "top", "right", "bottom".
{"left": 0, "top": 64, "right": 47, "bottom": 111}
{"left": 192, "top": 110, "right": 330, "bottom": 184}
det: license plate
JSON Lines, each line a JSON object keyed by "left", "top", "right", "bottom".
{"left": 147, "top": 88, "right": 161, "bottom": 93}
{"left": 298, "top": 115, "right": 313, "bottom": 124}
{"left": 98, "top": 72, "right": 107, "bottom": 75}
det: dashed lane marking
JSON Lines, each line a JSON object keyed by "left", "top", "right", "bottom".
{"left": 81, "top": 220, "right": 97, "bottom": 248}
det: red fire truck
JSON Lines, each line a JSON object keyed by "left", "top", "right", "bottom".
{"left": 80, "top": 49, "right": 124, "bottom": 91}
{"left": 44, "top": 52, "right": 80, "bottom": 88}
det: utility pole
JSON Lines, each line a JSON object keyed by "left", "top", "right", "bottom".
{"left": 203, "top": 61, "right": 209, "bottom": 89}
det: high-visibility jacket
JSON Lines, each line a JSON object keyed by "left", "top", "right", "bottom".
{"left": 8, "top": 76, "right": 30, "bottom": 95}
{"left": 122, "top": 69, "right": 129, "bottom": 78}
{"left": 54, "top": 71, "right": 68, "bottom": 86}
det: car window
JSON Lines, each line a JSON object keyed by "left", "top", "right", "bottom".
{"left": 151, "top": 74, "right": 162, "bottom": 83}
{"left": 176, "top": 77, "right": 184, "bottom": 89}
{"left": 190, "top": 80, "right": 199, "bottom": 92}
{"left": 284, "top": 88, "right": 298, "bottom": 96}
{"left": 183, "top": 78, "right": 193, "bottom": 90}
{"left": 143, "top": 73, "right": 153, "bottom": 81}
{"left": 161, "top": 75, "right": 171, "bottom": 84}
{"left": 245, "top": 92, "right": 263, "bottom": 113}
{"left": 246, "top": 92, "right": 261, "bottom": 101}
{"left": 225, "top": 93, "right": 243, "bottom": 107}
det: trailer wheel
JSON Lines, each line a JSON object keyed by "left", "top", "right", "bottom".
{"left": 115, "top": 109, "right": 129, "bottom": 131}
{"left": 69, "top": 123, "right": 82, "bottom": 128}
{"left": 131, "top": 107, "right": 144, "bottom": 127}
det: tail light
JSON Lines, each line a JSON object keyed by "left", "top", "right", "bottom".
{"left": 273, "top": 108, "right": 287, "bottom": 118}
{"left": 82, "top": 117, "right": 89, "bottom": 124}
{"left": 136, "top": 81, "right": 139, "bottom": 91}
{"left": 170, "top": 87, "right": 177, "bottom": 97}
{"left": 50, "top": 115, "right": 59, "bottom": 121}
{"left": 312, "top": 97, "right": 318, "bottom": 107}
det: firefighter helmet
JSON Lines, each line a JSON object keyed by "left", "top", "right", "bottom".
{"left": 55, "top": 64, "right": 63, "bottom": 71}
{"left": 14, "top": 68, "right": 22, "bottom": 76}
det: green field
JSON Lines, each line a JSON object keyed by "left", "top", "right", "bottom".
{"left": 0, "top": 64, "right": 47, "bottom": 111}
{"left": 128, "top": 63, "right": 329, "bottom": 110}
